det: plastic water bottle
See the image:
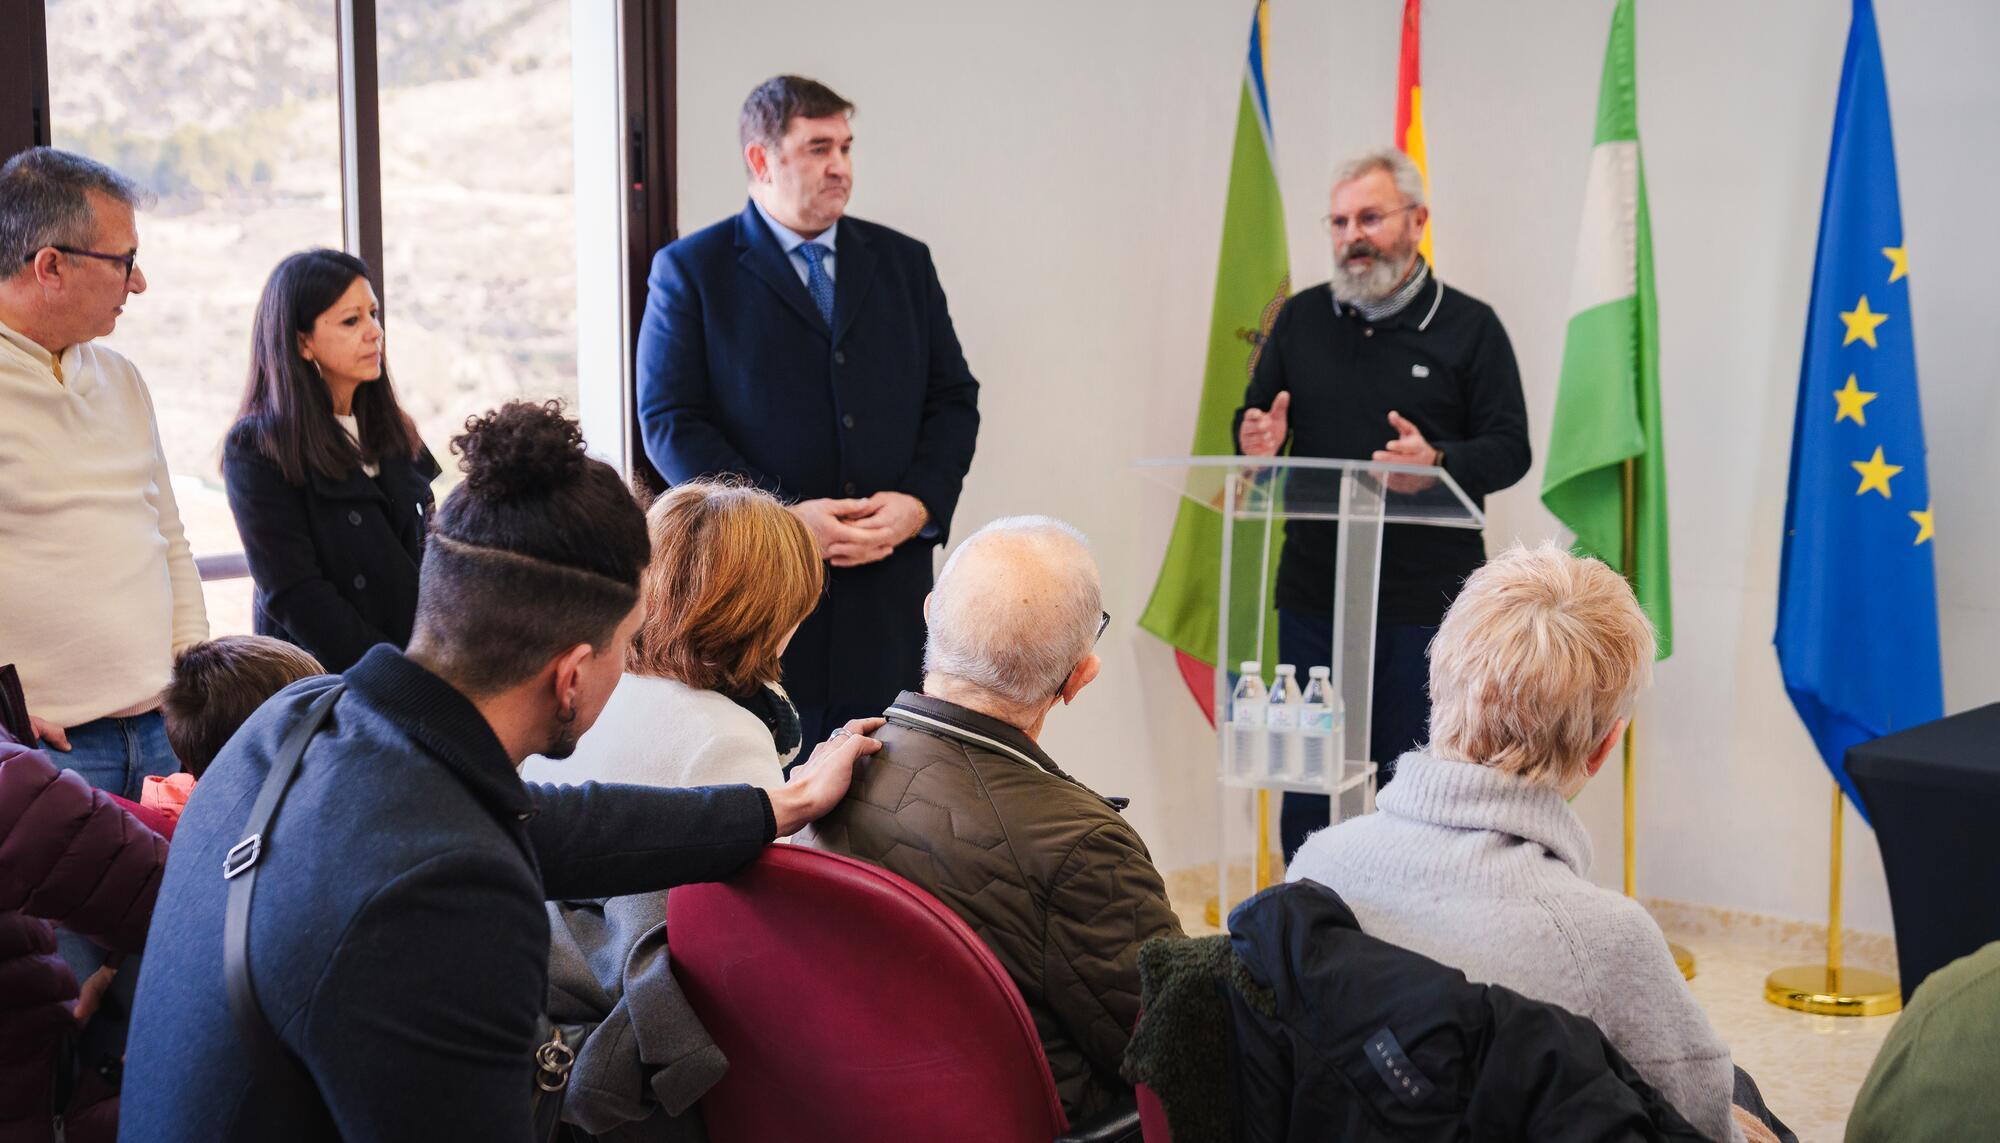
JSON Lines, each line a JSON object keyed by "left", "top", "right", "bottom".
{"left": 1300, "top": 667, "right": 1334, "bottom": 781}
{"left": 1229, "top": 663, "right": 1267, "bottom": 778}
{"left": 1265, "top": 664, "right": 1302, "bottom": 778}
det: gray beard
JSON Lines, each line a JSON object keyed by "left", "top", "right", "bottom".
{"left": 1330, "top": 248, "right": 1416, "bottom": 305}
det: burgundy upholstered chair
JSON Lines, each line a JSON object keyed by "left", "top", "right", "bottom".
{"left": 667, "top": 844, "right": 1141, "bottom": 1143}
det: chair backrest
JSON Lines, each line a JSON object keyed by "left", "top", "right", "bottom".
{"left": 668, "top": 844, "right": 1070, "bottom": 1143}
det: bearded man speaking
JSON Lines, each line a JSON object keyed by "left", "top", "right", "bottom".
{"left": 1234, "top": 148, "right": 1530, "bottom": 859}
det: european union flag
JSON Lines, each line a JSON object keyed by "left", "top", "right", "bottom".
{"left": 1777, "top": 0, "right": 1943, "bottom": 820}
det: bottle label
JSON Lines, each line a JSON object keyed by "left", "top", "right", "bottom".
{"left": 1266, "top": 706, "right": 1298, "bottom": 732}
{"left": 1300, "top": 706, "right": 1333, "bottom": 734}
{"left": 1233, "top": 705, "right": 1263, "bottom": 727}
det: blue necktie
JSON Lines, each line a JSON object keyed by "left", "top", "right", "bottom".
{"left": 798, "top": 242, "right": 834, "bottom": 324}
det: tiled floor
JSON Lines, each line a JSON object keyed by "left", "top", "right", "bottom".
{"left": 1164, "top": 868, "right": 1897, "bottom": 1142}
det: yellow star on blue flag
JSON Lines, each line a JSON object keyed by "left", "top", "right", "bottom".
{"left": 1777, "top": 0, "right": 1942, "bottom": 821}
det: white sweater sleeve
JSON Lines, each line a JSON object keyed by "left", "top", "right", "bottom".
{"left": 141, "top": 380, "right": 209, "bottom": 650}
{"left": 680, "top": 730, "right": 788, "bottom": 794}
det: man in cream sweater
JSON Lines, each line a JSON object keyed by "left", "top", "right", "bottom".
{"left": 0, "top": 147, "right": 207, "bottom": 797}
{"left": 1287, "top": 545, "right": 1784, "bottom": 1143}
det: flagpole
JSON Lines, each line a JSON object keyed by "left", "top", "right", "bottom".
{"left": 1622, "top": 458, "right": 1695, "bottom": 980}
{"left": 1764, "top": 783, "right": 1900, "bottom": 1015}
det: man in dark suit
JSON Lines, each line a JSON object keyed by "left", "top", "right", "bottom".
{"left": 638, "top": 75, "right": 980, "bottom": 749}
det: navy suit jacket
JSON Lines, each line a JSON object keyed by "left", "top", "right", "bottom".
{"left": 636, "top": 200, "right": 980, "bottom": 708}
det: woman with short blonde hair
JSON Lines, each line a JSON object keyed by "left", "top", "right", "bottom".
{"left": 524, "top": 480, "right": 852, "bottom": 793}
{"left": 1289, "top": 545, "right": 1778, "bottom": 1143}
{"left": 1424, "top": 543, "right": 1654, "bottom": 792}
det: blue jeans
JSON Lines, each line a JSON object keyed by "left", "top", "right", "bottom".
{"left": 1277, "top": 610, "right": 1436, "bottom": 861}
{"left": 39, "top": 710, "right": 180, "bottom": 800}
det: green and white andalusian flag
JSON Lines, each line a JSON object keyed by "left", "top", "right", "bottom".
{"left": 1541, "top": 0, "right": 1673, "bottom": 658}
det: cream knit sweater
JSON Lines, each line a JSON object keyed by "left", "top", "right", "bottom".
{"left": 1286, "top": 752, "right": 1744, "bottom": 1143}
{"left": 0, "top": 319, "right": 208, "bottom": 727}
{"left": 521, "top": 672, "right": 791, "bottom": 793}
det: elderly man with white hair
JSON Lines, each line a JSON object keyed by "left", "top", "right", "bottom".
{"left": 1287, "top": 545, "right": 1786, "bottom": 1143}
{"left": 1236, "top": 146, "right": 1531, "bottom": 862}
{"left": 804, "top": 516, "right": 1182, "bottom": 1121}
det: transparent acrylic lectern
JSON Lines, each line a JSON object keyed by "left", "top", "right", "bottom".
{"left": 1135, "top": 455, "right": 1485, "bottom": 919}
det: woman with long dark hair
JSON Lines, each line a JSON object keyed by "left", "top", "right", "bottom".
{"left": 222, "top": 248, "right": 438, "bottom": 672}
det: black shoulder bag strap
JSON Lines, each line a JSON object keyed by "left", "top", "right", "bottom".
{"left": 222, "top": 683, "right": 344, "bottom": 1118}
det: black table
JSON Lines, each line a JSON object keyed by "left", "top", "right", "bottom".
{"left": 1847, "top": 703, "right": 2000, "bottom": 1001}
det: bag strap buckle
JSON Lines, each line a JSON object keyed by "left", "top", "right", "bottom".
{"left": 223, "top": 834, "right": 263, "bottom": 880}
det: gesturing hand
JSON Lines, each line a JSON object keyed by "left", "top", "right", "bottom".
{"left": 767, "top": 717, "right": 886, "bottom": 836}
{"left": 1371, "top": 409, "right": 1441, "bottom": 493}
{"left": 1238, "top": 391, "right": 1290, "bottom": 457}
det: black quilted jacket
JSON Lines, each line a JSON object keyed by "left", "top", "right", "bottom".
{"left": 801, "top": 691, "right": 1184, "bottom": 1120}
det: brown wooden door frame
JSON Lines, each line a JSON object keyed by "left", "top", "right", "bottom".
{"left": 621, "top": 0, "right": 676, "bottom": 492}
{"left": 336, "top": 0, "right": 387, "bottom": 301}
{"left": 0, "top": 0, "right": 51, "bottom": 163}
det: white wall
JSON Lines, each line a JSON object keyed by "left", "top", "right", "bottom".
{"left": 676, "top": 0, "right": 2000, "bottom": 933}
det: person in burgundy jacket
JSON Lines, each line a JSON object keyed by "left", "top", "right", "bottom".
{"left": 0, "top": 735, "right": 169, "bottom": 1143}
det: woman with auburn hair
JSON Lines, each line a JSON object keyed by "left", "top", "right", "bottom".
{"left": 525, "top": 479, "right": 859, "bottom": 792}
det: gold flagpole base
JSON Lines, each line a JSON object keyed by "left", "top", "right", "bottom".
{"left": 1203, "top": 849, "right": 1286, "bottom": 928}
{"left": 1671, "top": 942, "right": 1696, "bottom": 981}
{"left": 1763, "top": 965, "right": 1901, "bottom": 1017}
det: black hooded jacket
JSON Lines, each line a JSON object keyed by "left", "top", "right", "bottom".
{"left": 1222, "top": 881, "right": 1714, "bottom": 1142}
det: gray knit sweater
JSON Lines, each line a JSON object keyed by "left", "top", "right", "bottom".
{"left": 1285, "top": 753, "right": 1743, "bottom": 1143}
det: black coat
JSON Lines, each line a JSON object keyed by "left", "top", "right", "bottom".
{"left": 119, "top": 646, "right": 777, "bottom": 1142}
{"left": 1225, "top": 882, "right": 1713, "bottom": 1143}
{"left": 222, "top": 421, "right": 441, "bottom": 672}
{"left": 635, "top": 201, "right": 981, "bottom": 709}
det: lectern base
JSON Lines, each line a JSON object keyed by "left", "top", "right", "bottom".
{"left": 1763, "top": 965, "right": 1901, "bottom": 1016}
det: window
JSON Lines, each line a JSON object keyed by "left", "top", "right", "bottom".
{"left": 45, "top": 0, "right": 345, "bottom": 635}
{"left": 374, "top": 2, "right": 579, "bottom": 470}
{"left": 9, "top": 0, "right": 662, "bottom": 637}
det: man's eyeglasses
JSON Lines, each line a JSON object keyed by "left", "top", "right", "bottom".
{"left": 1321, "top": 203, "right": 1418, "bottom": 237}
{"left": 1052, "top": 611, "right": 1114, "bottom": 702}
{"left": 29, "top": 245, "right": 140, "bottom": 281}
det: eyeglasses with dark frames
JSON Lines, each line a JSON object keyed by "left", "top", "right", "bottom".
{"left": 1320, "top": 202, "right": 1418, "bottom": 237}
{"left": 30, "top": 245, "right": 140, "bottom": 281}
{"left": 1051, "top": 612, "right": 1113, "bottom": 702}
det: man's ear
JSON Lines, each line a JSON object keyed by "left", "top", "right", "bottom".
{"left": 1059, "top": 653, "right": 1102, "bottom": 706}
{"left": 550, "top": 642, "right": 595, "bottom": 715}
{"left": 744, "top": 140, "right": 771, "bottom": 183}
{"left": 27, "top": 247, "right": 64, "bottom": 288}
{"left": 1412, "top": 203, "right": 1431, "bottom": 233}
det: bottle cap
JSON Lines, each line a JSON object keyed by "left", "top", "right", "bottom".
{"left": 1308, "top": 665, "right": 1331, "bottom": 677}
{"left": 1239, "top": 661, "right": 1262, "bottom": 674}
{"left": 1274, "top": 663, "right": 1296, "bottom": 674}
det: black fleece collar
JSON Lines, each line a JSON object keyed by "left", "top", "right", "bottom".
{"left": 343, "top": 645, "right": 530, "bottom": 822}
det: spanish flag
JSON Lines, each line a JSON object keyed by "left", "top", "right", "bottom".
{"left": 1395, "top": 0, "right": 1435, "bottom": 265}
